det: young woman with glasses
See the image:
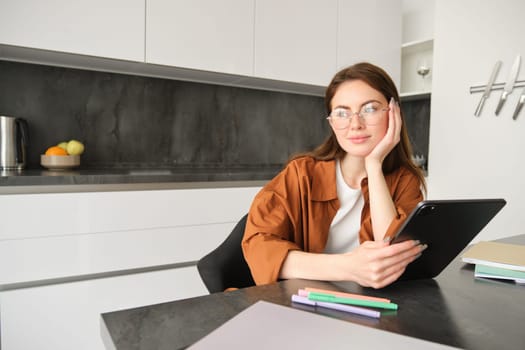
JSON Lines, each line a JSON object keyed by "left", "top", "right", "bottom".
{"left": 242, "top": 62, "right": 427, "bottom": 289}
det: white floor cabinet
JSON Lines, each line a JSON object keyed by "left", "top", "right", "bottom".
{"left": 0, "top": 185, "right": 261, "bottom": 349}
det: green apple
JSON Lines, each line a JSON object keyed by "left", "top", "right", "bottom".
{"left": 66, "top": 140, "right": 85, "bottom": 156}
{"left": 57, "top": 141, "right": 68, "bottom": 150}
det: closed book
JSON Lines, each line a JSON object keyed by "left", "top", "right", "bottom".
{"left": 474, "top": 264, "right": 525, "bottom": 283}
{"left": 461, "top": 241, "right": 525, "bottom": 271}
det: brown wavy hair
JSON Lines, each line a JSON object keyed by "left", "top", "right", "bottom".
{"left": 292, "top": 62, "right": 426, "bottom": 192}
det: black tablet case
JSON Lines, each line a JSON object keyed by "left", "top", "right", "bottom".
{"left": 391, "top": 198, "right": 506, "bottom": 280}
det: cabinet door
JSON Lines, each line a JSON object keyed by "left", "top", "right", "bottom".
{"left": 254, "top": 0, "right": 338, "bottom": 87}
{"left": 0, "top": 187, "right": 260, "bottom": 285}
{"left": 146, "top": 0, "right": 255, "bottom": 76}
{"left": 337, "top": 0, "right": 402, "bottom": 87}
{"left": 0, "top": 266, "right": 207, "bottom": 350}
{"left": 0, "top": 0, "right": 144, "bottom": 62}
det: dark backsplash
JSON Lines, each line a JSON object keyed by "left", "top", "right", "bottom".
{"left": 401, "top": 97, "right": 431, "bottom": 169}
{"left": 0, "top": 60, "right": 328, "bottom": 170}
{"left": 0, "top": 60, "right": 429, "bottom": 171}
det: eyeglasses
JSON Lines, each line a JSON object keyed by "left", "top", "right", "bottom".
{"left": 326, "top": 103, "right": 389, "bottom": 129}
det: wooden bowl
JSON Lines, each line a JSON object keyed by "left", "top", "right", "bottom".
{"left": 41, "top": 155, "right": 80, "bottom": 170}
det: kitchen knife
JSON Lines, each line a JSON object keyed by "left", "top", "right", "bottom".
{"left": 495, "top": 55, "right": 521, "bottom": 116}
{"left": 512, "top": 87, "right": 525, "bottom": 120}
{"left": 474, "top": 60, "right": 501, "bottom": 116}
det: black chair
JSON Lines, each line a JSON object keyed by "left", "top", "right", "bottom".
{"left": 197, "top": 214, "right": 256, "bottom": 293}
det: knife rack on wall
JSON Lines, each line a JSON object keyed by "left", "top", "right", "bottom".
{"left": 470, "top": 80, "right": 525, "bottom": 94}
{"left": 470, "top": 55, "right": 524, "bottom": 119}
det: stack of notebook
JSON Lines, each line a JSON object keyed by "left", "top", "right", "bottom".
{"left": 462, "top": 241, "right": 525, "bottom": 284}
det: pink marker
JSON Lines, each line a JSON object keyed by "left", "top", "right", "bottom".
{"left": 301, "top": 288, "right": 391, "bottom": 303}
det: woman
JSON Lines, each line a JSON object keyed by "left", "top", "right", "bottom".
{"left": 242, "top": 62, "right": 427, "bottom": 289}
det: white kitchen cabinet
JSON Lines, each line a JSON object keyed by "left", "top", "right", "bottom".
{"left": 0, "top": 266, "right": 206, "bottom": 350}
{"left": 0, "top": 185, "right": 261, "bottom": 349}
{"left": 0, "top": 186, "right": 260, "bottom": 285}
{"left": 146, "top": 0, "right": 255, "bottom": 76}
{"left": 0, "top": 221, "right": 239, "bottom": 286}
{"left": 0, "top": 1, "right": 403, "bottom": 96}
{"left": 0, "top": 0, "right": 144, "bottom": 62}
{"left": 337, "top": 0, "right": 402, "bottom": 88}
{"left": 254, "top": 0, "right": 338, "bottom": 87}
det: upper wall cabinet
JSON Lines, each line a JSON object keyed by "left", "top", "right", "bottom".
{"left": 337, "top": 0, "right": 402, "bottom": 88}
{"left": 254, "top": 0, "right": 338, "bottom": 87}
{"left": 0, "top": 0, "right": 402, "bottom": 95}
{"left": 146, "top": 0, "right": 255, "bottom": 77}
{"left": 0, "top": 0, "right": 144, "bottom": 62}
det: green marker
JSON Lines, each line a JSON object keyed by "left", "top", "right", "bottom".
{"left": 307, "top": 292, "right": 398, "bottom": 310}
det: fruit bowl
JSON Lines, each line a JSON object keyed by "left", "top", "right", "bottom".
{"left": 40, "top": 155, "right": 80, "bottom": 170}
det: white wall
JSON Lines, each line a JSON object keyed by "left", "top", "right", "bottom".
{"left": 402, "top": 0, "right": 435, "bottom": 43}
{"left": 428, "top": 0, "right": 525, "bottom": 240}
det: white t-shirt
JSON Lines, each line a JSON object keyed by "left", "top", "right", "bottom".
{"left": 323, "top": 159, "right": 364, "bottom": 254}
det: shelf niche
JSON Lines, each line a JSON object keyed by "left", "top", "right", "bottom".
{"left": 400, "top": 38, "right": 434, "bottom": 97}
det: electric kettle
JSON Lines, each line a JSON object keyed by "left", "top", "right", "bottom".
{"left": 0, "top": 115, "right": 29, "bottom": 169}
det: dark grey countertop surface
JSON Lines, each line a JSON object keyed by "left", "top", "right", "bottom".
{"left": 101, "top": 235, "right": 525, "bottom": 350}
{"left": 0, "top": 166, "right": 279, "bottom": 193}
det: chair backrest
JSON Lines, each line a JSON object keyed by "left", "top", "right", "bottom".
{"left": 197, "top": 214, "right": 255, "bottom": 293}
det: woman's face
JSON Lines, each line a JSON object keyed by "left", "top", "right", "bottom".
{"left": 328, "top": 80, "right": 389, "bottom": 158}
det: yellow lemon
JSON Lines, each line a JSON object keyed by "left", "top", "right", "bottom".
{"left": 66, "top": 140, "right": 85, "bottom": 155}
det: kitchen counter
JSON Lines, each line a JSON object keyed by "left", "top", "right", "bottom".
{"left": 0, "top": 166, "right": 279, "bottom": 194}
{"left": 101, "top": 235, "right": 525, "bottom": 350}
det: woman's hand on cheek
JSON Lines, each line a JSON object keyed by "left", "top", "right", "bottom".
{"left": 365, "top": 98, "right": 402, "bottom": 167}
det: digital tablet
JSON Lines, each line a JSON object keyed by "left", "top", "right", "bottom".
{"left": 390, "top": 198, "right": 506, "bottom": 280}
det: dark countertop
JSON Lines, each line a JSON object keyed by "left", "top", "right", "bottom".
{"left": 101, "top": 235, "right": 525, "bottom": 350}
{"left": 0, "top": 166, "right": 280, "bottom": 193}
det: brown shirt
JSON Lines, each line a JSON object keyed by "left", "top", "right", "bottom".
{"left": 242, "top": 156, "right": 423, "bottom": 285}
